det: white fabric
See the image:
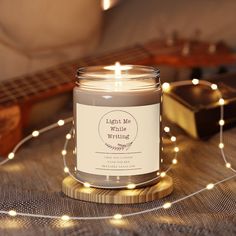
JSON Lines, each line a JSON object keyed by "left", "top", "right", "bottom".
{"left": 0, "top": 0, "right": 102, "bottom": 80}
{"left": 98, "top": 0, "right": 236, "bottom": 53}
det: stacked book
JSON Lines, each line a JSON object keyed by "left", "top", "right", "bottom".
{"left": 163, "top": 73, "right": 236, "bottom": 138}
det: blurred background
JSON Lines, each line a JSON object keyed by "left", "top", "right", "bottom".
{"left": 1, "top": 0, "right": 236, "bottom": 154}
{"left": 1, "top": 0, "right": 236, "bottom": 81}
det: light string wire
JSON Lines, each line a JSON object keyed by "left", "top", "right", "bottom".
{"left": 0, "top": 79, "right": 235, "bottom": 222}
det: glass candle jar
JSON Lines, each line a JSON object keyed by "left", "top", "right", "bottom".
{"left": 73, "top": 64, "right": 162, "bottom": 189}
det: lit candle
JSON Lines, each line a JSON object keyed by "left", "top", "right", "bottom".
{"left": 73, "top": 63, "right": 162, "bottom": 188}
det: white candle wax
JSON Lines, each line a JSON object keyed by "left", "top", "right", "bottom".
{"left": 73, "top": 64, "right": 162, "bottom": 188}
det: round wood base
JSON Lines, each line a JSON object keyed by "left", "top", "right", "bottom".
{"left": 62, "top": 175, "right": 173, "bottom": 204}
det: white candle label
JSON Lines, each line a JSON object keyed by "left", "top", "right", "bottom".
{"left": 76, "top": 103, "right": 160, "bottom": 176}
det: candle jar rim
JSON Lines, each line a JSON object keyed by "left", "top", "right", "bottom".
{"left": 76, "top": 65, "right": 160, "bottom": 91}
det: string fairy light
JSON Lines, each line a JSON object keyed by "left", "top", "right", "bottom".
{"left": 0, "top": 80, "right": 235, "bottom": 222}
{"left": 219, "top": 119, "right": 225, "bottom": 126}
{"left": 164, "top": 126, "right": 170, "bottom": 133}
{"left": 127, "top": 183, "right": 136, "bottom": 189}
{"left": 160, "top": 172, "right": 166, "bottom": 178}
{"left": 61, "top": 150, "right": 67, "bottom": 156}
{"left": 219, "top": 143, "right": 224, "bottom": 149}
{"left": 219, "top": 98, "right": 225, "bottom": 105}
{"left": 61, "top": 215, "right": 70, "bottom": 221}
{"left": 8, "top": 152, "right": 15, "bottom": 160}
{"left": 174, "top": 147, "right": 179, "bottom": 153}
{"left": 172, "top": 159, "right": 178, "bottom": 165}
{"left": 83, "top": 182, "right": 91, "bottom": 188}
{"left": 113, "top": 214, "right": 123, "bottom": 220}
{"left": 211, "top": 84, "right": 218, "bottom": 90}
{"left": 32, "top": 130, "right": 39, "bottom": 137}
{"left": 206, "top": 183, "right": 214, "bottom": 190}
{"left": 57, "top": 119, "right": 65, "bottom": 126}
{"left": 192, "top": 78, "right": 199, "bottom": 85}
{"left": 8, "top": 210, "right": 17, "bottom": 217}
{"left": 64, "top": 167, "right": 69, "bottom": 173}
{"left": 162, "top": 82, "right": 171, "bottom": 92}
{"left": 162, "top": 202, "right": 172, "bottom": 209}
{"left": 66, "top": 133, "right": 72, "bottom": 140}
{"left": 226, "top": 163, "right": 231, "bottom": 168}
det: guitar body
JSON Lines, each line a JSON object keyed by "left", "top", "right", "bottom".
{"left": 0, "top": 105, "right": 22, "bottom": 156}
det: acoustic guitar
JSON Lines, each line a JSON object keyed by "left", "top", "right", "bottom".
{"left": 0, "top": 38, "right": 235, "bottom": 156}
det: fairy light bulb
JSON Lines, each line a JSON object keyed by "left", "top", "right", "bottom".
{"left": 66, "top": 134, "right": 72, "bottom": 140}
{"left": 192, "top": 79, "right": 199, "bottom": 85}
{"left": 219, "top": 98, "right": 225, "bottom": 105}
{"left": 127, "top": 183, "right": 136, "bottom": 189}
{"left": 58, "top": 120, "right": 65, "bottom": 126}
{"left": 83, "top": 182, "right": 91, "bottom": 188}
{"left": 218, "top": 143, "right": 224, "bottom": 149}
{"left": 163, "top": 202, "right": 172, "bottom": 209}
{"left": 164, "top": 126, "right": 170, "bottom": 133}
{"left": 211, "top": 84, "right": 218, "bottom": 90}
{"left": 172, "top": 159, "right": 178, "bottom": 164}
{"left": 174, "top": 147, "right": 179, "bottom": 153}
{"left": 226, "top": 163, "right": 231, "bottom": 168}
{"left": 61, "top": 150, "right": 67, "bottom": 155}
{"left": 171, "top": 136, "right": 176, "bottom": 142}
{"left": 61, "top": 215, "right": 70, "bottom": 221}
{"left": 206, "top": 183, "right": 214, "bottom": 190}
{"left": 8, "top": 152, "right": 15, "bottom": 160}
{"left": 160, "top": 172, "right": 166, "bottom": 178}
{"left": 162, "top": 82, "right": 170, "bottom": 92}
{"left": 64, "top": 167, "right": 69, "bottom": 173}
{"left": 113, "top": 214, "right": 122, "bottom": 220}
{"left": 32, "top": 130, "right": 39, "bottom": 137}
{"left": 8, "top": 210, "right": 17, "bottom": 216}
{"left": 102, "top": 0, "right": 111, "bottom": 10}
{"left": 219, "top": 120, "right": 225, "bottom": 126}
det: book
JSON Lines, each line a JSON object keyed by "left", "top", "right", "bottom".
{"left": 163, "top": 72, "right": 236, "bottom": 138}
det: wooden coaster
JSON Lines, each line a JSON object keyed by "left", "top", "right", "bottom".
{"left": 62, "top": 175, "right": 173, "bottom": 204}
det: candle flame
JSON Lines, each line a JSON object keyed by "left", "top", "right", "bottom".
{"left": 102, "top": 0, "right": 111, "bottom": 10}
{"left": 102, "top": 0, "right": 120, "bottom": 11}
{"left": 114, "top": 62, "right": 121, "bottom": 79}
{"left": 103, "top": 62, "right": 132, "bottom": 89}
{"left": 114, "top": 62, "right": 122, "bottom": 89}
{"left": 104, "top": 63, "right": 132, "bottom": 73}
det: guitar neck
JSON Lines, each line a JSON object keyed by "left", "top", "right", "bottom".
{"left": 0, "top": 38, "right": 235, "bottom": 107}
{"left": 0, "top": 44, "right": 152, "bottom": 107}
{"left": 0, "top": 66, "right": 74, "bottom": 107}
